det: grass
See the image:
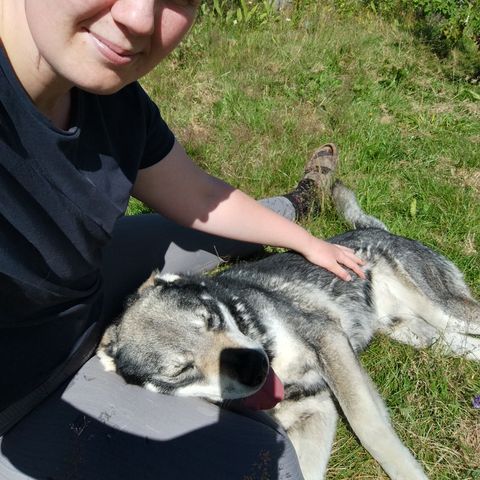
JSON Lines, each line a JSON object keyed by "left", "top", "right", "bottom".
{"left": 133, "top": 2, "right": 479, "bottom": 478}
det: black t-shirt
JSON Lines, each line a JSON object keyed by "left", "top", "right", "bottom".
{"left": 0, "top": 48, "right": 175, "bottom": 413}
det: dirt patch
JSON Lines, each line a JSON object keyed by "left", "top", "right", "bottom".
{"left": 458, "top": 418, "right": 480, "bottom": 466}
{"left": 464, "top": 101, "right": 480, "bottom": 117}
{"left": 429, "top": 103, "right": 456, "bottom": 115}
{"left": 379, "top": 114, "right": 395, "bottom": 124}
{"left": 267, "top": 102, "right": 327, "bottom": 141}
{"left": 454, "top": 168, "right": 480, "bottom": 196}
{"left": 179, "top": 123, "right": 212, "bottom": 148}
{"left": 462, "top": 232, "right": 478, "bottom": 256}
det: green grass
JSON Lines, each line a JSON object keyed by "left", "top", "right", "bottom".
{"left": 133, "top": 2, "right": 479, "bottom": 478}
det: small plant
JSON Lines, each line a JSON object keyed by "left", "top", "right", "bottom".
{"left": 364, "top": 0, "right": 480, "bottom": 57}
{"left": 412, "top": 0, "right": 480, "bottom": 54}
{"left": 199, "top": 0, "right": 278, "bottom": 26}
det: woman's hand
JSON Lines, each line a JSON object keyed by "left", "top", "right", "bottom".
{"left": 299, "top": 235, "right": 366, "bottom": 281}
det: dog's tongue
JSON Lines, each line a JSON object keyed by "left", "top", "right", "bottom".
{"left": 241, "top": 368, "right": 284, "bottom": 410}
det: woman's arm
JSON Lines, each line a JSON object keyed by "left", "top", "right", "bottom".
{"left": 132, "top": 140, "right": 364, "bottom": 281}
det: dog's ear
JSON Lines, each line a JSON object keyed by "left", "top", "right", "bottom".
{"left": 97, "top": 324, "right": 119, "bottom": 372}
{"left": 137, "top": 271, "right": 158, "bottom": 294}
{"left": 137, "top": 271, "right": 182, "bottom": 294}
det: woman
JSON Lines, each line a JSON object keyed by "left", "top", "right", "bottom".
{"left": 0, "top": 1, "right": 364, "bottom": 478}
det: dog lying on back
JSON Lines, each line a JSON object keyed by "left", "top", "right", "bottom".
{"left": 98, "top": 182, "right": 480, "bottom": 480}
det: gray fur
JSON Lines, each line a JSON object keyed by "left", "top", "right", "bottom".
{"left": 332, "top": 180, "right": 388, "bottom": 230}
{"left": 98, "top": 182, "right": 479, "bottom": 480}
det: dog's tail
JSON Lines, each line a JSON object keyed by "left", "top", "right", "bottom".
{"left": 332, "top": 180, "right": 388, "bottom": 231}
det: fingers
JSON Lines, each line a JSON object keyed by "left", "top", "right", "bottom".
{"left": 303, "top": 238, "right": 367, "bottom": 281}
{"left": 330, "top": 244, "right": 366, "bottom": 281}
{"left": 329, "top": 263, "right": 355, "bottom": 282}
{"left": 337, "top": 246, "right": 367, "bottom": 280}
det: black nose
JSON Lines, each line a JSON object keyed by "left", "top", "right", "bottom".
{"left": 220, "top": 348, "right": 269, "bottom": 387}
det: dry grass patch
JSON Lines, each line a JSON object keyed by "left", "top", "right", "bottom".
{"left": 456, "top": 168, "right": 480, "bottom": 196}
{"left": 464, "top": 101, "right": 480, "bottom": 117}
{"left": 458, "top": 418, "right": 480, "bottom": 466}
{"left": 177, "top": 123, "right": 212, "bottom": 149}
{"left": 462, "top": 231, "right": 478, "bottom": 256}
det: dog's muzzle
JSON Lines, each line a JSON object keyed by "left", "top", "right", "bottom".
{"left": 220, "top": 348, "right": 269, "bottom": 387}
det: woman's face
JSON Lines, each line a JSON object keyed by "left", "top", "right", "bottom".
{"left": 23, "top": 0, "right": 198, "bottom": 94}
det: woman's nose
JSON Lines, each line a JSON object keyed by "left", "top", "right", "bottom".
{"left": 110, "top": 0, "right": 156, "bottom": 36}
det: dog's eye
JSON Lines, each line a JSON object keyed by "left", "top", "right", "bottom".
{"left": 206, "top": 314, "right": 215, "bottom": 329}
{"left": 172, "top": 362, "right": 195, "bottom": 377}
{"left": 197, "top": 312, "right": 216, "bottom": 330}
{"left": 205, "top": 312, "right": 224, "bottom": 331}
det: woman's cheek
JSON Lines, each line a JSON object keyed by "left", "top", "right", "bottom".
{"left": 153, "top": 5, "right": 196, "bottom": 59}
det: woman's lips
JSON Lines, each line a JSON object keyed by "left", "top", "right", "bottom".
{"left": 88, "top": 30, "right": 138, "bottom": 66}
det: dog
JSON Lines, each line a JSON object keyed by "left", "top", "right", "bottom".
{"left": 98, "top": 181, "right": 480, "bottom": 480}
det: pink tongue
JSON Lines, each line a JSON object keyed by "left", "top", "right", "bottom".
{"left": 241, "top": 368, "right": 284, "bottom": 410}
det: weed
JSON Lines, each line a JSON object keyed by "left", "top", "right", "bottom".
{"left": 364, "top": 0, "right": 480, "bottom": 73}
{"left": 200, "top": 0, "right": 278, "bottom": 26}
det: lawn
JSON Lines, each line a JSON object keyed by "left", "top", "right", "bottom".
{"left": 133, "top": 1, "right": 479, "bottom": 478}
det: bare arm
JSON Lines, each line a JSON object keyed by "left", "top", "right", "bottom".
{"left": 132, "top": 140, "right": 364, "bottom": 281}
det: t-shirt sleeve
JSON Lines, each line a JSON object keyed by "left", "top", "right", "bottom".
{"left": 136, "top": 84, "right": 176, "bottom": 169}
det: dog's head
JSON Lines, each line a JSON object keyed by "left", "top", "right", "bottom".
{"left": 98, "top": 271, "right": 270, "bottom": 402}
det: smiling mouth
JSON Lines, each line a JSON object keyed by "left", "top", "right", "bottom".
{"left": 86, "top": 29, "right": 139, "bottom": 66}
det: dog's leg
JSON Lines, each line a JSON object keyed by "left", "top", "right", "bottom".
{"left": 274, "top": 391, "right": 338, "bottom": 480}
{"left": 317, "top": 326, "right": 428, "bottom": 480}
{"left": 374, "top": 264, "right": 480, "bottom": 352}
{"left": 433, "top": 331, "right": 480, "bottom": 360}
{"left": 380, "top": 314, "right": 439, "bottom": 349}
{"left": 388, "top": 282, "right": 480, "bottom": 357}
{"left": 382, "top": 315, "right": 480, "bottom": 361}
{"left": 421, "top": 294, "right": 480, "bottom": 336}
{"left": 443, "top": 297, "right": 480, "bottom": 335}
{"left": 402, "top": 252, "right": 480, "bottom": 336}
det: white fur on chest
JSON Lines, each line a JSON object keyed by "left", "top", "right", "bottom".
{"left": 262, "top": 307, "right": 321, "bottom": 386}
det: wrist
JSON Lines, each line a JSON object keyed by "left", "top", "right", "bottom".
{"left": 282, "top": 225, "right": 319, "bottom": 256}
